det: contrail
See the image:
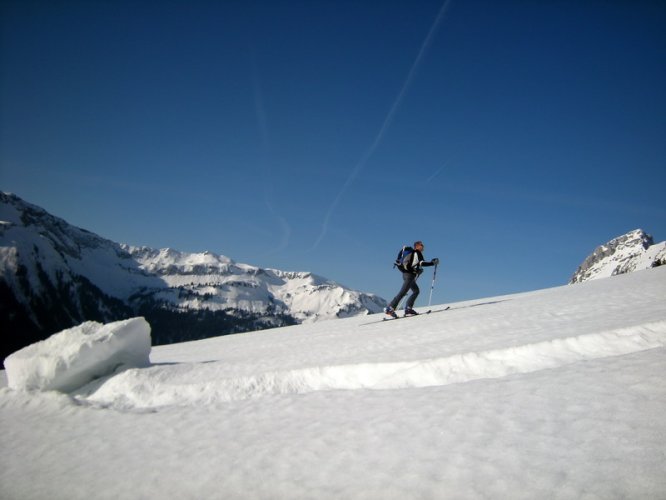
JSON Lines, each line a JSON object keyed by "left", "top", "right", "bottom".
{"left": 310, "top": 0, "right": 454, "bottom": 251}
{"left": 252, "top": 59, "right": 292, "bottom": 254}
{"left": 252, "top": 63, "right": 269, "bottom": 149}
{"left": 425, "top": 161, "right": 449, "bottom": 183}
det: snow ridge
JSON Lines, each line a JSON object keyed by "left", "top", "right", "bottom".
{"left": 78, "top": 320, "right": 666, "bottom": 411}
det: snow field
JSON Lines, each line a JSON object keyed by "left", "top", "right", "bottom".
{"left": 1, "top": 267, "right": 665, "bottom": 499}
{"left": 2, "top": 347, "right": 664, "bottom": 499}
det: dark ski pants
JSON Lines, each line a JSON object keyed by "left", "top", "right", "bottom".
{"left": 389, "top": 272, "right": 419, "bottom": 310}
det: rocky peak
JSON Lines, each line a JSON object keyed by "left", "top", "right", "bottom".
{"left": 570, "top": 229, "right": 665, "bottom": 283}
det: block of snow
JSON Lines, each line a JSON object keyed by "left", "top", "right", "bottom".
{"left": 4, "top": 317, "right": 151, "bottom": 392}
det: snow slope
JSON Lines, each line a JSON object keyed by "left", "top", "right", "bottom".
{"left": 1, "top": 267, "right": 665, "bottom": 499}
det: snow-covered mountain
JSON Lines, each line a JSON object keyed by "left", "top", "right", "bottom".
{"left": 122, "top": 244, "right": 384, "bottom": 323}
{"left": 0, "top": 192, "right": 385, "bottom": 361}
{"left": 569, "top": 229, "right": 666, "bottom": 284}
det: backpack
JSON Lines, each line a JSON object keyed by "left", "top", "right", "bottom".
{"left": 394, "top": 246, "right": 414, "bottom": 271}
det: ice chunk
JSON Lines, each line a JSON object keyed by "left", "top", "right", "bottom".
{"left": 4, "top": 317, "right": 151, "bottom": 392}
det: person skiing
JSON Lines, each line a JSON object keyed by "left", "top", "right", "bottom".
{"left": 386, "top": 241, "right": 439, "bottom": 318}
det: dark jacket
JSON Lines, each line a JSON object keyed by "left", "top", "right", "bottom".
{"left": 402, "top": 250, "right": 435, "bottom": 275}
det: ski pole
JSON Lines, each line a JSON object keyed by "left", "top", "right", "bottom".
{"left": 428, "top": 263, "right": 438, "bottom": 307}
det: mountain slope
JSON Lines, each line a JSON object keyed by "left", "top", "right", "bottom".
{"left": 0, "top": 192, "right": 385, "bottom": 362}
{"left": 1, "top": 267, "right": 665, "bottom": 499}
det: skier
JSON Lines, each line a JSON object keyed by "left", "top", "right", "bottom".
{"left": 385, "top": 241, "right": 439, "bottom": 318}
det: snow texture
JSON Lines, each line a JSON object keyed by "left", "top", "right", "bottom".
{"left": 4, "top": 317, "right": 151, "bottom": 392}
{"left": 1, "top": 267, "right": 665, "bottom": 499}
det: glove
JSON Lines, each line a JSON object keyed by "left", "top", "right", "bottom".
{"left": 431, "top": 258, "right": 440, "bottom": 265}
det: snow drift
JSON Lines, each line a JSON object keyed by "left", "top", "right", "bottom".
{"left": 4, "top": 317, "right": 151, "bottom": 392}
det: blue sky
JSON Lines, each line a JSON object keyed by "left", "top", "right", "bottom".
{"left": 1, "top": 0, "right": 665, "bottom": 306}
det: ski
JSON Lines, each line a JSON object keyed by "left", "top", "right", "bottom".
{"left": 382, "top": 306, "right": 450, "bottom": 321}
{"left": 383, "top": 311, "right": 430, "bottom": 321}
{"left": 359, "top": 307, "right": 450, "bottom": 326}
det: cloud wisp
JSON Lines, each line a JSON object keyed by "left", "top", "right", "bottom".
{"left": 309, "top": 0, "right": 454, "bottom": 251}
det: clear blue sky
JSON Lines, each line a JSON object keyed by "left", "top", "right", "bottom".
{"left": 1, "top": 0, "right": 665, "bottom": 305}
